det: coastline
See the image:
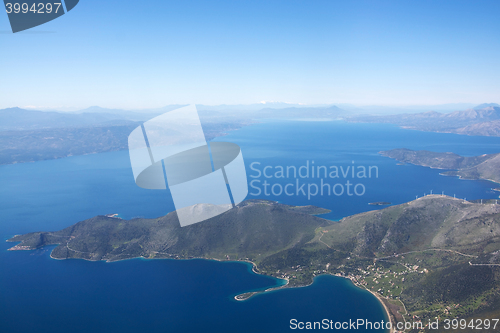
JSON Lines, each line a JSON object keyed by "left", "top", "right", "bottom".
{"left": 366, "top": 289, "right": 396, "bottom": 333}
{"left": 234, "top": 272, "right": 396, "bottom": 333}
{"left": 233, "top": 268, "right": 396, "bottom": 333}
{"left": 14, "top": 240, "right": 396, "bottom": 330}
{"left": 379, "top": 151, "right": 500, "bottom": 186}
{"left": 332, "top": 273, "right": 398, "bottom": 333}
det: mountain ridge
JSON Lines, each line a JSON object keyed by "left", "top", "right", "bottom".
{"left": 7, "top": 200, "right": 332, "bottom": 263}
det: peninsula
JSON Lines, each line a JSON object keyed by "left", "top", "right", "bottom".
{"left": 8, "top": 197, "right": 500, "bottom": 328}
{"left": 380, "top": 148, "right": 500, "bottom": 184}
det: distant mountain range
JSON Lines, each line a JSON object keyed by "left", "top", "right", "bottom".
{"left": 0, "top": 104, "right": 350, "bottom": 132}
{"left": 9, "top": 102, "right": 500, "bottom": 133}
{"left": 196, "top": 102, "right": 317, "bottom": 111}
{"left": 0, "top": 106, "right": 251, "bottom": 165}
{"left": 473, "top": 103, "right": 500, "bottom": 110}
{"left": 0, "top": 105, "right": 350, "bottom": 165}
{"left": 2, "top": 102, "right": 500, "bottom": 165}
{"left": 351, "top": 103, "right": 500, "bottom": 137}
{"left": 255, "top": 105, "right": 348, "bottom": 119}
{"left": 198, "top": 105, "right": 349, "bottom": 123}
{"left": 0, "top": 107, "right": 161, "bottom": 131}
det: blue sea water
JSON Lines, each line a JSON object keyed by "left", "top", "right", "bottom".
{"left": 2, "top": 120, "right": 500, "bottom": 332}
{"left": 224, "top": 119, "right": 500, "bottom": 220}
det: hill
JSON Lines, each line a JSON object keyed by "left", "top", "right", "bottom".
{"left": 7, "top": 200, "right": 332, "bottom": 263}
{"left": 318, "top": 195, "right": 500, "bottom": 329}
{"left": 321, "top": 195, "right": 500, "bottom": 257}
{"left": 454, "top": 120, "right": 500, "bottom": 137}
{"left": 380, "top": 148, "right": 500, "bottom": 184}
{"left": 8, "top": 196, "right": 500, "bottom": 328}
{"left": 473, "top": 103, "right": 500, "bottom": 110}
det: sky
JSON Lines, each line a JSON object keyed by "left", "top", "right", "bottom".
{"left": 0, "top": 0, "right": 499, "bottom": 109}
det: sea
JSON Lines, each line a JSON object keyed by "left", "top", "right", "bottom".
{"left": 2, "top": 120, "right": 500, "bottom": 333}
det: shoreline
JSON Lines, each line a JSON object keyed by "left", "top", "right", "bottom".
{"left": 379, "top": 152, "right": 500, "bottom": 186}
{"left": 331, "top": 273, "right": 397, "bottom": 333}
{"left": 233, "top": 269, "right": 395, "bottom": 333}
{"left": 11, "top": 242, "right": 396, "bottom": 330}
{"left": 365, "top": 289, "right": 396, "bottom": 333}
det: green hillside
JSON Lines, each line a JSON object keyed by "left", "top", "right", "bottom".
{"left": 9, "top": 196, "right": 500, "bottom": 332}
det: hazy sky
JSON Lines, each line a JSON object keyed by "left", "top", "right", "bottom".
{"left": 1, "top": 0, "right": 499, "bottom": 109}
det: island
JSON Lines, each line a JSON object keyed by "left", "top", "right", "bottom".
{"left": 380, "top": 148, "right": 500, "bottom": 184}
{"left": 8, "top": 196, "right": 500, "bottom": 330}
{"left": 369, "top": 202, "right": 391, "bottom": 206}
